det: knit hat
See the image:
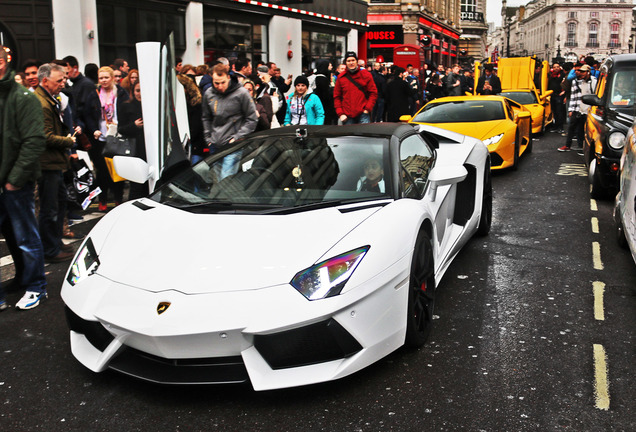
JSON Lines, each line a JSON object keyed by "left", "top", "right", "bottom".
{"left": 579, "top": 64, "right": 591, "bottom": 72}
{"left": 294, "top": 75, "right": 309, "bottom": 87}
{"left": 345, "top": 51, "right": 358, "bottom": 61}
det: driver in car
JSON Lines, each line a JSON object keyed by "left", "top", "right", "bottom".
{"left": 612, "top": 74, "right": 634, "bottom": 104}
{"left": 357, "top": 158, "right": 385, "bottom": 193}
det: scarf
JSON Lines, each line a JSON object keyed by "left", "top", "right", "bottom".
{"left": 99, "top": 87, "right": 116, "bottom": 123}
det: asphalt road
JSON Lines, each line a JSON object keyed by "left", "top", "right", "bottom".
{"left": 1, "top": 131, "right": 634, "bottom": 432}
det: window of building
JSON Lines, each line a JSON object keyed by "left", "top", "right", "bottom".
{"left": 568, "top": 12, "right": 577, "bottom": 19}
{"left": 588, "top": 22, "right": 598, "bottom": 47}
{"left": 203, "top": 9, "right": 268, "bottom": 65}
{"left": 610, "top": 22, "right": 620, "bottom": 48}
{"left": 590, "top": 12, "right": 599, "bottom": 18}
{"left": 97, "top": 1, "right": 186, "bottom": 67}
{"left": 302, "top": 29, "right": 346, "bottom": 71}
{"left": 566, "top": 22, "right": 577, "bottom": 46}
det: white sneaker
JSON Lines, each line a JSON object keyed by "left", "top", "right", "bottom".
{"left": 15, "top": 291, "right": 47, "bottom": 310}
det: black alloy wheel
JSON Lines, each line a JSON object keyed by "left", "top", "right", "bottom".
{"left": 526, "top": 130, "right": 533, "bottom": 153}
{"left": 512, "top": 131, "right": 520, "bottom": 171}
{"left": 405, "top": 231, "right": 436, "bottom": 348}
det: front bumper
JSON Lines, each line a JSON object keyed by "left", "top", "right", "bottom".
{"left": 594, "top": 153, "right": 621, "bottom": 190}
{"left": 61, "top": 256, "right": 410, "bottom": 390}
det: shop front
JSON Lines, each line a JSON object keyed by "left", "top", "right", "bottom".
{"left": 366, "top": 20, "right": 404, "bottom": 65}
{"left": 419, "top": 17, "right": 459, "bottom": 68}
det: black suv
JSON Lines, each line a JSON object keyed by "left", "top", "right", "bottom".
{"left": 582, "top": 54, "right": 636, "bottom": 198}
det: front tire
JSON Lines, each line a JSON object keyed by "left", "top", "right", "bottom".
{"left": 512, "top": 132, "right": 520, "bottom": 171}
{"left": 526, "top": 130, "right": 533, "bottom": 153}
{"left": 476, "top": 161, "right": 492, "bottom": 236}
{"left": 589, "top": 159, "right": 608, "bottom": 199}
{"left": 405, "top": 231, "right": 436, "bottom": 348}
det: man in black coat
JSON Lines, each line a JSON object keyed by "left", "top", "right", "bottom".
{"left": 476, "top": 64, "right": 502, "bottom": 95}
{"left": 63, "top": 56, "right": 96, "bottom": 134}
{"left": 385, "top": 67, "right": 413, "bottom": 122}
{"left": 371, "top": 63, "right": 387, "bottom": 122}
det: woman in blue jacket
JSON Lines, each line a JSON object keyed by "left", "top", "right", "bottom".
{"left": 284, "top": 76, "right": 325, "bottom": 126}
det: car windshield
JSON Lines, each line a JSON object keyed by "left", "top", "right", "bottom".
{"left": 500, "top": 91, "right": 538, "bottom": 105}
{"left": 413, "top": 100, "right": 506, "bottom": 123}
{"left": 149, "top": 134, "right": 392, "bottom": 213}
{"left": 609, "top": 69, "right": 636, "bottom": 112}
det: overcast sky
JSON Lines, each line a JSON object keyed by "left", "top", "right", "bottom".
{"left": 486, "top": 0, "right": 527, "bottom": 27}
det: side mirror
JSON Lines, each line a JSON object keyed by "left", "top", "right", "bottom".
{"left": 517, "top": 111, "right": 532, "bottom": 120}
{"left": 582, "top": 94, "right": 603, "bottom": 107}
{"left": 399, "top": 115, "right": 413, "bottom": 122}
{"left": 541, "top": 90, "right": 554, "bottom": 102}
{"left": 113, "top": 156, "right": 153, "bottom": 184}
{"left": 427, "top": 165, "right": 468, "bottom": 201}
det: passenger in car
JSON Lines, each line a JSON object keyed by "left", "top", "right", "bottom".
{"left": 357, "top": 158, "right": 385, "bottom": 193}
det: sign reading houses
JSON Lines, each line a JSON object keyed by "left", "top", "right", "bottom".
{"left": 367, "top": 25, "right": 404, "bottom": 45}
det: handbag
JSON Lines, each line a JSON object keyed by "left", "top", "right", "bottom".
{"left": 102, "top": 135, "right": 136, "bottom": 158}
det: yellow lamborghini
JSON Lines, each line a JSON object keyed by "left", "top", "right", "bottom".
{"left": 402, "top": 95, "right": 533, "bottom": 170}
{"left": 497, "top": 57, "right": 554, "bottom": 134}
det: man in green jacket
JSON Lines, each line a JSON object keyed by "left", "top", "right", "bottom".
{"left": 34, "top": 63, "right": 78, "bottom": 264}
{"left": 0, "top": 46, "right": 48, "bottom": 311}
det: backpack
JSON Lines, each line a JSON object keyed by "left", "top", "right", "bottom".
{"left": 308, "top": 74, "right": 325, "bottom": 91}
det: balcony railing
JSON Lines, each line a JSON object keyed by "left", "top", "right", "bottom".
{"left": 608, "top": 42, "right": 621, "bottom": 48}
{"left": 460, "top": 12, "right": 485, "bottom": 23}
{"left": 565, "top": 41, "right": 578, "bottom": 47}
{"left": 586, "top": 41, "right": 599, "bottom": 48}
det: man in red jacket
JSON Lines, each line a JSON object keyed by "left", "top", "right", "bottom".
{"left": 334, "top": 51, "right": 378, "bottom": 124}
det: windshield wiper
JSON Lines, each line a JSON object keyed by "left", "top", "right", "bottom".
{"left": 172, "top": 200, "right": 284, "bottom": 213}
{"left": 265, "top": 198, "right": 387, "bottom": 215}
{"left": 173, "top": 199, "right": 234, "bottom": 209}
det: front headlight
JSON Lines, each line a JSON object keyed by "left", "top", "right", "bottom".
{"left": 290, "top": 246, "right": 369, "bottom": 300}
{"left": 608, "top": 131, "right": 626, "bottom": 151}
{"left": 482, "top": 133, "right": 504, "bottom": 146}
{"left": 66, "top": 238, "right": 100, "bottom": 286}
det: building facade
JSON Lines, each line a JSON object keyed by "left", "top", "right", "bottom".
{"left": 457, "top": 0, "right": 488, "bottom": 67}
{"left": 0, "top": 0, "right": 368, "bottom": 76}
{"left": 497, "top": 0, "right": 633, "bottom": 63}
{"left": 366, "top": 0, "right": 462, "bottom": 69}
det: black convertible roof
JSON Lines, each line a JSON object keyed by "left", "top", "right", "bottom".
{"left": 248, "top": 123, "right": 418, "bottom": 141}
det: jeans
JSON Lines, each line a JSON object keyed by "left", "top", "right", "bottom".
{"left": 38, "top": 170, "right": 67, "bottom": 258}
{"left": 0, "top": 182, "right": 47, "bottom": 301}
{"left": 213, "top": 149, "right": 243, "bottom": 181}
{"left": 372, "top": 99, "right": 385, "bottom": 123}
{"left": 191, "top": 154, "right": 204, "bottom": 165}
{"left": 565, "top": 112, "right": 586, "bottom": 148}
{"left": 345, "top": 113, "right": 371, "bottom": 125}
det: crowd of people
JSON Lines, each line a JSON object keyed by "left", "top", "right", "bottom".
{"left": 0, "top": 43, "right": 604, "bottom": 311}
{"left": 0, "top": 50, "right": 148, "bottom": 311}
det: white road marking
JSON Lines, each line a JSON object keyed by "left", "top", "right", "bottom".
{"left": 593, "top": 344, "right": 610, "bottom": 410}
{"left": 592, "top": 242, "right": 604, "bottom": 270}
{"left": 590, "top": 199, "right": 598, "bottom": 211}
{"left": 591, "top": 217, "right": 599, "bottom": 234}
{"left": 556, "top": 163, "right": 587, "bottom": 176}
{"left": 593, "top": 281, "right": 605, "bottom": 321}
